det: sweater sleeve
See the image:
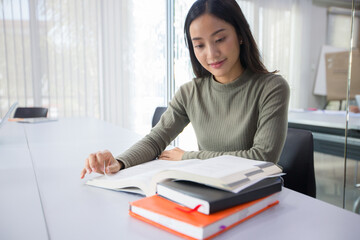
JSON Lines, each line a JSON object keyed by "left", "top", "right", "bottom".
{"left": 115, "top": 87, "right": 190, "bottom": 168}
{"left": 182, "top": 76, "right": 290, "bottom": 164}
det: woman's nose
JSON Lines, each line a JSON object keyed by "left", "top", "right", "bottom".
{"left": 207, "top": 44, "right": 220, "bottom": 59}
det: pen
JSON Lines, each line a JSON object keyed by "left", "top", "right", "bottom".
{"left": 104, "top": 161, "right": 107, "bottom": 176}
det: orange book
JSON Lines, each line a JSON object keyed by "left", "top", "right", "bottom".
{"left": 129, "top": 193, "right": 279, "bottom": 240}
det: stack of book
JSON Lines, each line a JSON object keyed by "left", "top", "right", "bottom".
{"left": 86, "top": 155, "right": 283, "bottom": 240}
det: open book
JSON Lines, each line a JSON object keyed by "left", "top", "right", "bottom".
{"left": 86, "top": 155, "right": 283, "bottom": 197}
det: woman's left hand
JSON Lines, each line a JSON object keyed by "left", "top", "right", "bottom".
{"left": 158, "top": 147, "right": 185, "bottom": 161}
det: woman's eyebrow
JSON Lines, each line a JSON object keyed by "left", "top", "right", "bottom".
{"left": 191, "top": 28, "right": 226, "bottom": 41}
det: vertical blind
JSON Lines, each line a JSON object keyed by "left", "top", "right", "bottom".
{"left": 0, "top": 0, "right": 167, "bottom": 135}
{"left": 0, "top": 0, "right": 102, "bottom": 117}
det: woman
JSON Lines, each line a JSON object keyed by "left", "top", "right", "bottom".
{"left": 80, "top": 0, "right": 289, "bottom": 179}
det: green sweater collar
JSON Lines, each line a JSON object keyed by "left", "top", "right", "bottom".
{"left": 210, "top": 68, "right": 253, "bottom": 92}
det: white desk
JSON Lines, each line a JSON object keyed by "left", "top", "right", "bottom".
{"left": 1, "top": 118, "right": 360, "bottom": 240}
{"left": 0, "top": 121, "right": 49, "bottom": 240}
{"left": 288, "top": 110, "right": 360, "bottom": 161}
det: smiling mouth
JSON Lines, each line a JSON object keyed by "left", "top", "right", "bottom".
{"left": 209, "top": 59, "right": 226, "bottom": 69}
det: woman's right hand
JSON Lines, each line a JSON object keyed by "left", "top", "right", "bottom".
{"left": 80, "top": 150, "right": 123, "bottom": 179}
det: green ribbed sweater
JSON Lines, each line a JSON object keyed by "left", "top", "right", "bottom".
{"left": 116, "top": 69, "right": 290, "bottom": 168}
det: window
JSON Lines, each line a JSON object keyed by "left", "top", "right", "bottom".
{"left": 0, "top": 0, "right": 167, "bottom": 136}
{"left": 327, "top": 7, "right": 359, "bottom": 48}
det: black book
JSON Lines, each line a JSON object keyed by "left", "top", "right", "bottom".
{"left": 156, "top": 177, "right": 283, "bottom": 215}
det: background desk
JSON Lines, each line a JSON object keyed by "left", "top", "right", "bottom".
{"left": 288, "top": 110, "right": 360, "bottom": 160}
{"left": 1, "top": 118, "right": 360, "bottom": 240}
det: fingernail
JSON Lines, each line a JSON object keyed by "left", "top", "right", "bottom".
{"left": 86, "top": 169, "right": 90, "bottom": 174}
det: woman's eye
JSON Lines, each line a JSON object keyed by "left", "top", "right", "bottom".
{"left": 194, "top": 44, "right": 204, "bottom": 49}
{"left": 216, "top": 37, "right": 225, "bottom": 43}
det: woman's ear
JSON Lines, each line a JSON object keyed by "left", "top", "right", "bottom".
{"left": 238, "top": 35, "right": 243, "bottom": 45}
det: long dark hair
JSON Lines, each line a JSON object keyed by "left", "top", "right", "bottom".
{"left": 184, "top": 0, "right": 272, "bottom": 78}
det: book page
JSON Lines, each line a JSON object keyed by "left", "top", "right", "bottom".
{"left": 165, "top": 155, "right": 266, "bottom": 179}
{"left": 104, "top": 159, "right": 199, "bottom": 181}
{"left": 86, "top": 159, "right": 200, "bottom": 195}
{"left": 155, "top": 155, "right": 281, "bottom": 190}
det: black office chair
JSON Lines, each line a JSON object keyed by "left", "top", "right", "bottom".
{"left": 278, "top": 128, "right": 316, "bottom": 198}
{"left": 152, "top": 107, "right": 167, "bottom": 128}
{"left": 13, "top": 107, "right": 48, "bottom": 118}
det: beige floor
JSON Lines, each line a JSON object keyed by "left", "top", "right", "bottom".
{"left": 314, "top": 152, "right": 360, "bottom": 213}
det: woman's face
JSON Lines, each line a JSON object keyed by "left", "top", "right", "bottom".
{"left": 189, "top": 13, "right": 243, "bottom": 84}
